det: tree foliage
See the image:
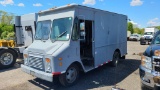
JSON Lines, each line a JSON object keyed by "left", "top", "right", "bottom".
{"left": 128, "top": 22, "right": 145, "bottom": 35}
{"left": 128, "top": 22, "right": 134, "bottom": 34}
{"left": 155, "top": 26, "right": 160, "bottom": 30}
{"left": 133, "top": 28, "right": 144, "bottom": 35}
{"left": 0, "top": 10, "right": 15, "bottom": 39}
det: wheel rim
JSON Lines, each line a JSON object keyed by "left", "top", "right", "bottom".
{"left": 0, "top": 53, "right": 13, "bottom": 65}
{"left": 113, "top": 52, "right": 119, "bottom": 64}
{"left": 66, "top": 67, "right": 77, "bottom": 83}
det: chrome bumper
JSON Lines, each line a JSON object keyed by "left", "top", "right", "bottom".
{"left": 139, "top": 65, "right": 154, "bottom": 88}
{"left": 21, "top": 64, "right": 53, "bottom": 82}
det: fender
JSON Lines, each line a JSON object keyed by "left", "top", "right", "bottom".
{"left": 0, "top": 47, "right": 19, "bottom": 58}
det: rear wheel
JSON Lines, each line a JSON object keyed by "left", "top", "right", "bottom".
{"left": 59, "top": 64, "right": 79, "bottom": 87}
{"left": 0, "top": 49, "right": 17, "bottom": 69}
{"left": 110, "top": 51, "right": 120, "bottom": 67}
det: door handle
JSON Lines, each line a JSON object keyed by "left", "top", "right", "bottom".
{"left": 92, "top": 38, "right": 94, "bottom": 42}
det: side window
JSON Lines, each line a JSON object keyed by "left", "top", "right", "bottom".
{"left": 79, "top": 20, "right": 86, "bottom": 41}
{"left": 71, "top": 17, "right": 79, "bottom": 40}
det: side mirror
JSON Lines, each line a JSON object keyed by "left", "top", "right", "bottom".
{"left": 80, "top": 31, "right": 86, "bottom": 37}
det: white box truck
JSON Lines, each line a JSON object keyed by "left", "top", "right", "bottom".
{"left": 140, "top": 28, "right": 158, "bottom": 45}
{"left": 21, "top": 4, "right": 127, "bottom": 86}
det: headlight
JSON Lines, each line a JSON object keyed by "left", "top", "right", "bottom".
{"left": 141, "top": 55, "right": 152, "bottom": 69}
{"left": 154, "top": 50, "right": 160, "bottom": 56}
{"left": 45, "top": 58, "right": 52, "bottom": 73}
{"left": 23, "top": 54, "right": 28, "bottom": 65}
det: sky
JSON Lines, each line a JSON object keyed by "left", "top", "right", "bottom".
{"left": 0, "top": 0, "right": 160, "bottom": 28}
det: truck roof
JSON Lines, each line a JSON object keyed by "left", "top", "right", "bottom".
{"left": 38, "top": 4, "right": 126, "bottom": 17}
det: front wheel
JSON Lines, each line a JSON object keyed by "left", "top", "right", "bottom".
{"left": 0, "top": 49, "right": 17, "bottom": 69}
{"left": 110, "top": 51, "right": 120, "bottom": 67}
{"left": 141, "top": 83, "right": 151, "bottom": 90}
{"left": 59, "top": 64, "right": 79, "bottom": 87}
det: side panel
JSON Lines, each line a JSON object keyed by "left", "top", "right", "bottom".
{"left": 94, "top": 11, "right": 127, "bottom": 66}
{"left": 94, "top": 11, "right": 110, "bottom": 66}
{"left": 15, "top": 16, "right": 23, "bottom": 45}
{"left": 21, "top": 13, "right": 37, "bottom": 47}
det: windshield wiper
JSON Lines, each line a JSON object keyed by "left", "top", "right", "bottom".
{"left": 57, "top": 30, "right": 67, "bottom": 38}
{"left": 51, "top": 30, "right": 67, "bottom": 43}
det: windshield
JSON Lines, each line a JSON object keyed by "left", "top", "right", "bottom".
{"left": 152, "top": 33, "right": 160, "bottom": 44}
{"left": 144, "top": 32, "right": 153, "bottom": 35}
{"left": 35, "top": 20, "right": 51, "bottom": 40}
{"left": 131, "top": 34, "right": 139, "bottom": 37}
{"left": 51, "top": 17, "right": 72, "bottom": 41}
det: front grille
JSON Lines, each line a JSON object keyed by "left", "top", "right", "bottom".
{"left": 153, "top": 57, "right": 160, "bottom": 72}
{"left": 155, "top": 66, "right": 160, "bottom": 72}
{"left": 28, "top": 56, "right": 44, "bottom": 71}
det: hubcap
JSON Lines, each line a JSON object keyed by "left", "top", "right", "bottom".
{"left": 0, "top": 53, "right": 13, "bottom": 65}
{"left": 66, "top": 67, "right": 77, "bottom": 83}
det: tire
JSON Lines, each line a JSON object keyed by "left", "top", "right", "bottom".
{"left": 140, "top": 38, "right": 146, "bottom": 45}
{"left": 59, "top": 64, "right": 79, "bottom": 87}
{"left": 0, "top": 49, "right": 17, "bottom": 69}
{"left": 110, "top": 51, "right": 120, "bottom": 67}
{"left": 121, "top": 56, "right": 125, "bottom": 59}
{"left": 141, "top": 83, "right": 151, "bottom": 90}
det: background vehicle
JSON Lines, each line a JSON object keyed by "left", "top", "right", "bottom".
{"left": 0, "top": 13, "right": 37, "bottom": 69}
{"left": 127, "top": 31, "right": 131, "bottom": 41}
{"left": 21, "top": 4, "right": 127, "bottom": 86}
{"left": 140, "top": 27, "right": 158, "bottom": 45}
{"left": 139, "top": 30, "right": 160, "bottom": 90}
{"left": 129, "top": 33, "right": 141, "bottom": 41}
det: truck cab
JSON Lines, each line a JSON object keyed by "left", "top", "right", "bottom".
{"left": 140, "top": 30, "right": 160, "bottom": 89}
{"left": 140, "top": 28, "right": 158, "bottom": 45}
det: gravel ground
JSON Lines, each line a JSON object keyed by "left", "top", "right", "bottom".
{"left": 0, "top": 41, "right": 149, "bottom": 90}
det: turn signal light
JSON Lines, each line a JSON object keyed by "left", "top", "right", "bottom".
{"left": 23, "top": 54, "right": 28, "bottom": 58}
{"left": 58, "top": 58, "right": 63, "bottom": 60}
{"left": 46, "top": 58, "right": 50, "bottom": 63}
{"left": 141, "top": 55, "right": 145, "bottom": 66}
{"left": 154, "top": 50, "right": 160, "bottom": 56}
{"left": 59, "top": 62, "right": 62, "bottom": 66}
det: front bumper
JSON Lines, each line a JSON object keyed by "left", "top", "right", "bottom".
{"left": 21, "top": 64, "right": 53, "bottom": 82}
{"left": 139, "top": 65, "right": 154, "bottom": 88}
{"left": 129, "top": 38, "right": 138, "bottom": 41}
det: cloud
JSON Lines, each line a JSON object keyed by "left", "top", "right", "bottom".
{"left": 0, "top": 0, "right": 14, "bottom": 6}
{"left": 33, "top": 3, "right": 42, "bottom": 7}
{"left": 130, "top": 0, "right": 143, "bottom": 6}
{"left": 18, "top": 3, "right": 24, "bottom": 7}
{"left": 129, "top": 21, "right": 141, "bottom": 28}
{"left": 147, "top": 18, "right": 160, "bottom": 26}
{"left": 82, "top": 0, "right": 95, "bottom": 5}
{"left": 99, "top": 0, "right": 104, "bottom": 1}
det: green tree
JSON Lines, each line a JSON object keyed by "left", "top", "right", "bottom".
{"left": 0, "top": 10, "right": 15, "bottom": 39}
{"left": 0, "top": 10, "right": 14, "bottom": 25}
{"left": 128, "top": 22, "right": 134, "bottom": 34}
{"left": 133, "top": 28, "right": 144, "bottom": 35}
{"left": 139, "top": 28, "right": 144, "bottom": 35}
{"left": 133, "top": 28, "right": 139, "bottom": 34}
{"left": 155, "top": 26, "right": 160, "bottom": 30}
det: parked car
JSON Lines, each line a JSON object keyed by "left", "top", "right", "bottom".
{"left": 127, "top": 31, "right": 131, "bottom": 41}
{"left": 140, "top": 28, "right": 158, "bottom": 45}
{"left": 129, "top": 34, "right": 141, "bottom": 41}
{"left": 139, "top": 30, "right": 160, "bottom": 90}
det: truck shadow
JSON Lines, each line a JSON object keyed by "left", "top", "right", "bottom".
{"left": 0, "top": 60, "right": 23, "bottom": 72}
{"left": 28, "top": 59, "right": 141, "bottom": 90}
